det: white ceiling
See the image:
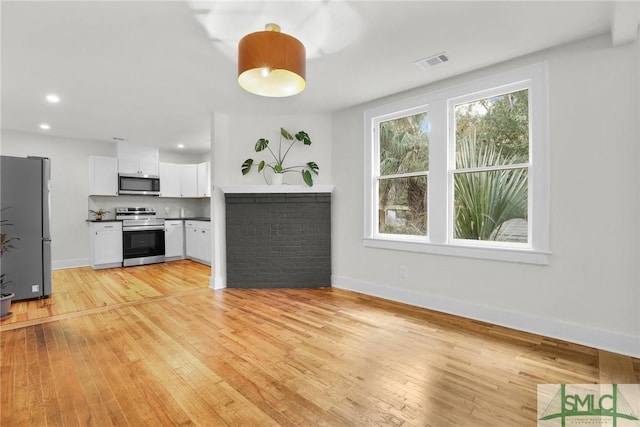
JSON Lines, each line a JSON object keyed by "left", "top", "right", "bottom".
{"left": 1, "top": 1, "right": 636, "bottom": 154}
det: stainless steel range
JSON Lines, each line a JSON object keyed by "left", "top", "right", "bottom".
{"left": 116, "top": 207, "right": 165, "bottom": 267}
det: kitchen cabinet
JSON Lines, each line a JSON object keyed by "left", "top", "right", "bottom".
{"left": 185, "top": 220, "right": 210, "bottom": 264}
{"left": 89, "top": 156, "right": 118, "bottom": 196}
{"left": 159, "top": 163, "right": 181, "bottom": 197}
{"left": 89, "top": 222, "right": 123, "bottom": 269}
{"left": 180, "top": 164, "right": 198, "bottom": 198}
{"left": 118, "top": 158, "right": 158, "bottom": 176}
{"left": 197, "top": 162, "right": 210, "bottom": 197}
{"left": 164, "top": 220, "right": 184, "bottom": 259}
{"left": 116, "top": 142, "right": 159, "bottom": 176}
{"left": 159, "top": 162, "right": 209, "bottom": 198}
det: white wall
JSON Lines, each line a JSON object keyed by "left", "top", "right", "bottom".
{"left": 226, "top": 114, "right": 332, "bottom": 187}
{"left": 1, "top": 130, "right": 114, "bottom": 267}
{"left": 331, "top": 35, "right": 640, "bottom": 357}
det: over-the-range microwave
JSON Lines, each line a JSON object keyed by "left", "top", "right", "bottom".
{"left": 118, "top": 173, "right": 161, "bottom": 196}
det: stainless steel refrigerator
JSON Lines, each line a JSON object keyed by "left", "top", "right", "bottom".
{"left": 0, "top": 156, "right": 52, "bottom": 301}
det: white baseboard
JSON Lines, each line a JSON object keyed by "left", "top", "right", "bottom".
{"left": 332, "top": 275, "right": 640, "bottom": 358}
{"left": 210, "top": 275, "right": 226, "bottom": 290}
{"left": 52, "top": 258, "right": 89, "bottom": 270}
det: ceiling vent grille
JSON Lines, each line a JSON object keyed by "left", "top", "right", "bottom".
{"left": 414, "top": 52, "right": 449, "bottom": 70}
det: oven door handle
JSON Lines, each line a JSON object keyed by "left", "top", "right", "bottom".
{"left": 123, "top": 226, "right": 165, "bottom": 231}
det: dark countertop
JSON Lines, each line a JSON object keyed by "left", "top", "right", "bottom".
{"left": 86, "top": 217, "right": 210, "bottom": 222}
{"left": 163, "top": 217, "right": 211, "bottom": 221}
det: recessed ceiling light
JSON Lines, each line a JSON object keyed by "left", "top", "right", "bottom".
{"left": 177, "top": 144, "right": 185, "bottom": 149}
{"left": 39, "top": 123, "right": 51, "bottom": 130}
{"left": 45, "top": 94, "right": 60, "bottom": 103}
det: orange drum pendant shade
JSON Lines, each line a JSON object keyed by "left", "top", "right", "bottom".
{"left": 238, "top": 23, "right": 306, "bottom": 97}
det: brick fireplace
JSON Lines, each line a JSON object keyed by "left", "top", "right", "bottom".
{"left": 224, "top": 186, "right": 333, "bottom": 288}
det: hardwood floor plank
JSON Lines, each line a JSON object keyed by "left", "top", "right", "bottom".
{"left": 24, "top": 327, "right": 47, "bottom": 426}
{"left": 1, "top": 263, "right": 639, "bottom": 426}
{"left": 75, "top": 315, "right": 129, "bottom": 426}
{"left": 599, "top": 349, "right": 638, "bottom": 383}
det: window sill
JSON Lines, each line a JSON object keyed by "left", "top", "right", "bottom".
{"left": 362, "top": 237, "right": 550, "bottom": 265}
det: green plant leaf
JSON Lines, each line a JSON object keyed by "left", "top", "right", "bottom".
{"left": 241, "top": 158, "right": 254, "bottom": 175}
{"left": 280, "top": 128, "right": 293, "bottom": 140}
{"left": 453, "top": 132, "right": 528, "bottom": 241}
{"left": 306, "top": 161, "right": 319, "bottom": 174}
{"left": 258, "top": 160, "right": 266, "bottom": 172}
{"left": 255, "top": 138, "right": 269, "bottom": 152}
{"left": 274, "top": 164, "right": 283, "bottom": 173}
{"left": 302, "top": 170, "right": 313, "bottom": 186}
{"left": 296, "top": 131, "right": 311, "bottom": 145}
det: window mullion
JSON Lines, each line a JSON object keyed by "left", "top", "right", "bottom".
{"left": 426, "top": 99, "right": 447, "bottom": 244}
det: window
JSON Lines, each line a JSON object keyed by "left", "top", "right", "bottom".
{"left": 364, "top": 63, "right": 549, "bottom": 264}
{"left": 377, "top": 110, "right": 429, "bottom": 236}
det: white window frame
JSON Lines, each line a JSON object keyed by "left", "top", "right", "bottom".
{"left": 363, "top": 63, "right": 550, "bottom": 264}
{"left": 372, "top": 105, "right": 430, "bottom": 238}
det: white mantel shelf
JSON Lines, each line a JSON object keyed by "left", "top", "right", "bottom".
{"left": 220, "top": 185, "right": 334, "bottom": 194}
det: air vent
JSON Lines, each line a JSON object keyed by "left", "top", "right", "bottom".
{"left": 414, "top": 52, "right": 449, "bottom": 70}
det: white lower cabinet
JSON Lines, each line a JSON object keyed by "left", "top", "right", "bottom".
{"left": 185, "top": 220, "right": 210, "bottom": 264}
{"left": 90, "top": 222, "right": 123, "bottom": 269}
{"left": 164, "top": 220, "right": 184, "bottom": 259}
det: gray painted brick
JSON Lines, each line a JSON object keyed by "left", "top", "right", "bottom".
{"left": 225, "top": 192, "right": 331, "bottom": 289}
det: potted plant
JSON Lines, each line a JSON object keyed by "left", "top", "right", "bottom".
{"left": 0, "top": 208, "right": 18, "bottom": 319}
{"left": 89, "top": 208, "right": 110, "bottom": 220}
{"left": 241, "top": 127, "right": 319, "bottom": 186}
{"left": 0, "top": 274, "right": 14, "bottom": 319}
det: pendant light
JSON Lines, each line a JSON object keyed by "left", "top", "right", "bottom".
{"left": 238, "top": 23, "right": 306, "bottom": 97}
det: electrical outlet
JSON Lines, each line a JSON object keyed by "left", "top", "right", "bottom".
{"left": 32, "top": 285, "right": 39, "bottom": 292}
{"left": 399, "top": 265, "right": 408, "bottom": 278}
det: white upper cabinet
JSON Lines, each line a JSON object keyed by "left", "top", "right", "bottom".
{"left": 159, "top": 162, "right": 208, "bottom": 198}
{"left": 118, "top": 158, "right": 159, "bottom": 176}
{"left": 138, "top": 160, "right": 159, "bottom": 175}
{"left": 197, "top": 162, "right": 210, "bottom": 197}
{"left": 118, "top": 158, "right": 139, "bottom": 175}
{"left": 180, "top": 164, "right": 198, "bottom": 197}
{"left": 159, "top": 163, "right": 181, "bottom": 197}
{"left": 89, "top": 156, "right": 118, "bottom": 196}
{"left": 116, "top": 143, "right": 159, "bottom": 176}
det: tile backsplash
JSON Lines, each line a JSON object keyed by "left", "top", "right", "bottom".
{"left": 88, "top": 195, "right": 210, "bottom": 220}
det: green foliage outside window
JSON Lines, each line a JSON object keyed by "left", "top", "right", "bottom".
{"left": 453, "top": 133, "right": 528, "bottom": 242}
{"left": 378, "top": 113, "right": 428, "bottom": 235}
{"left": 455, "top": 89, "right": 529, "bottom": 164}
{"left": 454, "top": 89, "right": 530, "bottom": 242}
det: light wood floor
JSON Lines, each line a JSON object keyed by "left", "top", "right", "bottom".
{"left": 1, "top": 261, "right": 638, "bottom": 426}
{"left": 0, "top": 259, "right": 211, "bottom": 327}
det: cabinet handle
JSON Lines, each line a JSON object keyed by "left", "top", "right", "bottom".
{"left": 104, "top": 225, "right": 114, "bottom": 228}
